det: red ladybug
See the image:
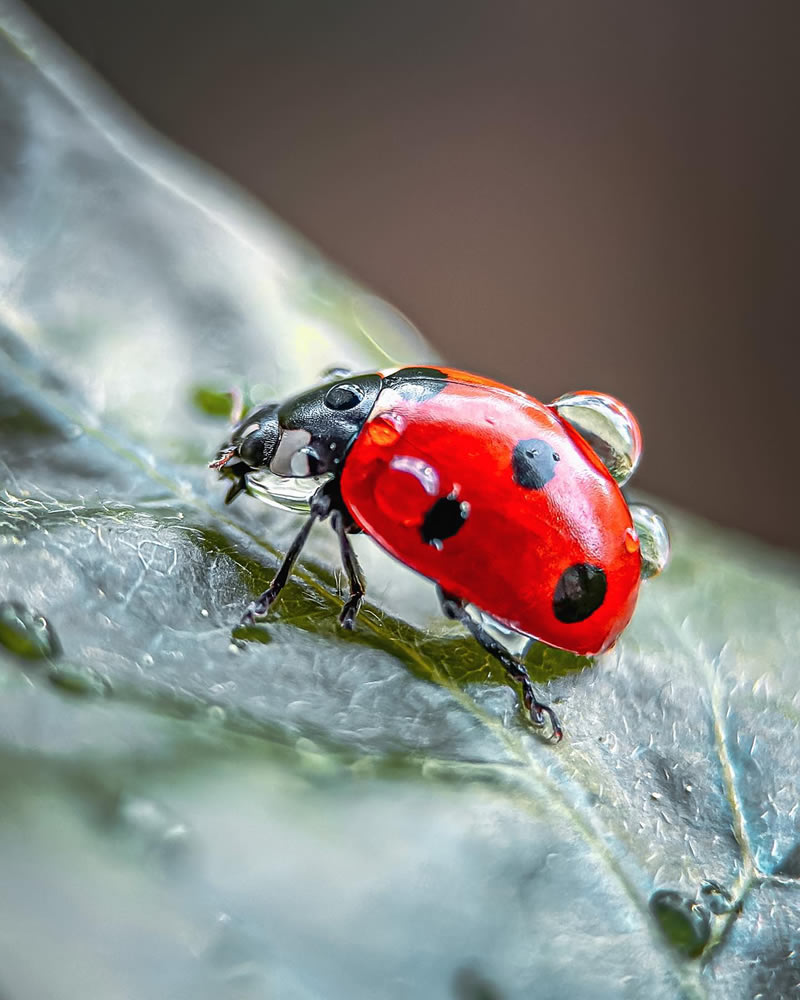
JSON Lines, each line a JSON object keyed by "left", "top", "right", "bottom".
{"left": 211, "top": 366, "right": 669, "bottom": 740}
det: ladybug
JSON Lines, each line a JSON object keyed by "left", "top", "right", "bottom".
{"left": 211, "top": 366, "right": 669, "bottom": 740}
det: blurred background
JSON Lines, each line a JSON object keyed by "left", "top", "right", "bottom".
{"left": 25, "top": 0, "right": 800, "bottom": 550}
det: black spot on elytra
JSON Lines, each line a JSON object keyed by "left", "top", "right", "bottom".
{"left": 420, "top": 494, "right": 470, "bottom": 547}
{"left": 383, "top": 367, "right": 448, "bottom": 403}
{"left": 511, "top": 438, "right": 560, "bottom": 490}
{"left": 553, "top": 563, "right": 607, "bottom": 623}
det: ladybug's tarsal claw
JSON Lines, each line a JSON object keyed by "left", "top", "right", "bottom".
{"left": 237, "top": 491, "right": 327, "bottom": 633}
{"left": 338, "top": 598, "right": 362, "bottom": 630}
{"left": 436, "top": 586, "right": 563, "bottom": 744}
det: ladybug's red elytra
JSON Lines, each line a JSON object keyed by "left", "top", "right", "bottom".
{"left": 211, "top": 366, "right": 669, "bottom": 741}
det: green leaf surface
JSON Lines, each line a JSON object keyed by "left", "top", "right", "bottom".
{"left": 1, "top": 4, "right": 799, "bottom": 998}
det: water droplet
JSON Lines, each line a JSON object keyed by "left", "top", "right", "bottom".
{"left": 553, "top": 391, "right": 642, "bottom": 485}
{"left": 649, "top": 889, "right": 711, "bottom": 957}
{"left": 0, "top": 601, "right": 61, "bottom": 660}
{"left": 245, "top": 470, "right": 331, "bottom": 514}
{"left": 629, "top": 504, "right": 671, "bottom": 578}
{"left": 141, "top": 652, "right": 154, "bottom": 667}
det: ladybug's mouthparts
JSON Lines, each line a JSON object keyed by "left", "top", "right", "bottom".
{"left": 209, "top": 447, "right": 238, "bottom": 471}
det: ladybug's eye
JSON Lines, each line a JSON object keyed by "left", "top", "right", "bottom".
{"left": 324, "top": 383, "right": 363, "bottom": 410}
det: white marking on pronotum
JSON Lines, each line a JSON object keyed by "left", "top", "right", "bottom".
{"left": 270, "top": 428, "right": 312, "bottom": 477}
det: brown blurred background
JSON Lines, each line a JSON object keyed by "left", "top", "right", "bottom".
{"left": 26, "top": 0, "right": 800, "bottom": 550}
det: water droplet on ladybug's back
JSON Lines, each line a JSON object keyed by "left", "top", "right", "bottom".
{"left": 553, "top": 391, "right": 642, "bottom": 485}
{"left": 629, "top": 504, "right": 670, "bottom": 578}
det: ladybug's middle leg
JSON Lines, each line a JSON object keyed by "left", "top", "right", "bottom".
{"left": 330, "top": 510, "right": 366, "bottom": 630}
{"left": 437, "top": 588, "right": 563, "bottom": 742}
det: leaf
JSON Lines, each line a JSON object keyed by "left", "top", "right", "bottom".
{"left": 1, "top": 6, "right": 800, "bottom": 999}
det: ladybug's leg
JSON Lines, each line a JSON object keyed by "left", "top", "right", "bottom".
{"left": 330, "top": 511, "right": 366, "bottom": 630}
{"left": 437, "top": 588, "right": 563, "bottom": 742}
{"left": 240, "top": 485, "right": 335, "bottom": 625}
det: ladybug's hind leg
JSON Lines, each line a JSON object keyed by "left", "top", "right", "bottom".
{"left": 437, "top": 588, "right": 563, "bottom": 742}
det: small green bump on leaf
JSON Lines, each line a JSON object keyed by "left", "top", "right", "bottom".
{"left": 0, "top": 601, "right": 61, "bottom": 660}
{"left": 191, "top": 385, "right": 236, "bottom": 418}
{"left": 649, "top": 889, "right": 711, "bottom": 958}
{"left": 47, "top": 663, "right": 111, "bottom": 697}
{"left": 232, "top": 623, "right": 273, "bottom": 645}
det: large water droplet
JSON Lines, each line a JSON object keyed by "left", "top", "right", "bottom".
{"left": 0, "top": 601, "right": 61, "bottom": 659}
{"left": 630, "top": 504, "right": 671, "bottom": 578}
{"left": 649, "top": 889, "right": 710, "bottom": 957}
{"left": 553, "top": 391, "right": 642, "bottom": 485}
{"left": 245, "top": 470, "right": 331, "bottom": 514}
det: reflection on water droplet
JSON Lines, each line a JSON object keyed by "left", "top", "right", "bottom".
{"left": 0, "top": 601, "right": 61, "bottom": 659}
{"left": 141, "top": 653, "right": 154, "bottom": 667}
{"left": 207, "top": 705, "right": 227, "bottom": 724}
{"left": 374, "top": 454, "right": 442, "bottom": 526}
{"left": 624, "top": 526, "right": 640, "bottom": 553}
{"left": 649, "top": 889, "right": 711, "bottom": 957}
{"left": 553, "top": 391, "right": 642, "bottom": 485}
{"left": 366, "top": 411, "right": 406, "bottom": 447}
{"left": 629, "top": 504, "right": 671, "bottom": 579}
{"left": 245, "top": 470, "right": 331, "bottom": 514}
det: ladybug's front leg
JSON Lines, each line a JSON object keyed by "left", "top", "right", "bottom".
{"left": 437, "top": 588, "right": 563, "bottom": 742}
{"left": 240, "top": 484, "right": 335, "bottom": 625}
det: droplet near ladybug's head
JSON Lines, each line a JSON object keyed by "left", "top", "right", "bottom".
{"left": 629, "top": 503, "right": 670, "bottom": 579}
{"left": 552, "top": 391, "right": 642, "bottom": 485}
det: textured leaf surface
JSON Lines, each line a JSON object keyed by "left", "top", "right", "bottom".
{"left": 1, "top": 4, "right": 799, "bottom": 998}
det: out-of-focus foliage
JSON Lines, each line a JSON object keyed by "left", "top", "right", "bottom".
{"left": 1, "top": 4, "right": 799, "bottom": 998}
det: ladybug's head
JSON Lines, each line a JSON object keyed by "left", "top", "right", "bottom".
{"left": 211, "top": 373, "right": 381, "bottom": 503}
